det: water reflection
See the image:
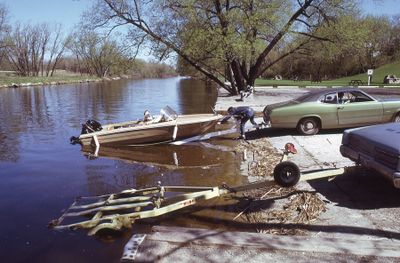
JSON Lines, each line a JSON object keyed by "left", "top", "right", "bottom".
{"left": 0, "top": 77, "right": 225, "bottom": 263}
{"left": 82, "top": 143, "right": 226, "bottom": 168}
{"left": 81, "top": 142, "right": 244, "bottom": 197}
{"left": 0, "top": 87, "right": 54, "bottom": 162}
{"left": 177, "top": 78, "right": 217, "bottom": 114}
{"left": 0, "top": 77, "right": 218, "bottom": 162}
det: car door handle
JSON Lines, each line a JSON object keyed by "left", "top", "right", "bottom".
{"left": 337, "top": 106, "right": 344, "bottom": 110}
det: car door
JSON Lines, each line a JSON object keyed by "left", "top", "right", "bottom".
{"left": 337, "top": 91, "right": 383, "bottom": 126}
{"left": 319, "top": 92, "right": 341, "bottom": 126}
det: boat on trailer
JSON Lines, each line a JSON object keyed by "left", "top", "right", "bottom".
{"left": 73, "top": 106, "right": 223, "bottom": 147}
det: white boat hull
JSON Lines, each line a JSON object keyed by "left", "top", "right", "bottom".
{"left": 79, "top": 114, "right": 222, "bottom": 146}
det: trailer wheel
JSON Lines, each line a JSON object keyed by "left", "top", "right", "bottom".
{"left": 273, "top": 161, "right": 301, "bottom": 187}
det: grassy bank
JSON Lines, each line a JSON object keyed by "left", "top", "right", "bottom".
{"left": 2, "top": 60, "right": 400, "bottom": 88}
{"left": 256, "top": 61, "right": 400, "bottom": 87}
{"left": 0, "top": 70, "right": 102, "bottom": 87}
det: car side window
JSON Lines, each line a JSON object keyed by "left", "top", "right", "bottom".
{"left": 349, "top": 91, "right": 373, "bottom": 102}
{"left": 338, "top": 92, "right": 351, "bottom": 103}
{"left": 320, "top": 93, "right": 337, "bottom": 104}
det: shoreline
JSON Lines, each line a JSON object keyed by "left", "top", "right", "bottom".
{"left": 0, "top": 74, "right": 180, "bottom": 89}
{"left": 3, "top": 76, "right": 400, "bottom": 89}
{"left": 0, "top": 76, "right": 116, "bottom": 88}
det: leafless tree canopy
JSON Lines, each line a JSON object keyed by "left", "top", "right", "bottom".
{"left": 3, "top": 23, "right": 69, "bottom": 76}
{"left": 0, "top": 3, "right": 10, "bottom": 64}
{"left": 68, "top": 30, "right": 133, "bottom": 77}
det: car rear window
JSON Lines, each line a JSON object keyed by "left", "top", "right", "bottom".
{"left": 294, "top": 92, "right": 319, "bottom": 102}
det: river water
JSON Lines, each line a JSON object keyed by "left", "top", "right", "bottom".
{"left": 0, "top": 77, "right": 247, "bottom": 263}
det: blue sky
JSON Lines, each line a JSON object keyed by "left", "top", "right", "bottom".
{"left": 362, "top": 0, "right": 400, "bottom": 16}
{"left": 2, "top": 0, "right": 400, "bottom": 30}
{"left": 1, "top": 0, "right": 90, "bottom": 29}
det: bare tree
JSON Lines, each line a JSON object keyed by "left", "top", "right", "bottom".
{"left": 4, "top": 23, "right": 30, "bottom": 75}
{"left": 0, "top": 3, "right": 10, "bottom": 64}
{"left": 46, "top": 24, "right": 71, "bottom": 76}
{"left": 0, "top": 3, "right": 8, "bottom": 43}
{"left": 3, "top": 22, "right": 68, "bottom": 76}
{"left": 68, "top": 30, "right": 129, "bottom": 77}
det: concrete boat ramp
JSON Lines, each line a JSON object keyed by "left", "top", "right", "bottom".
{"left": 120, "top": 87, "right": 400, "bottom": 262}
{"left": 124, "top": 226, "right": 400, "bottom": 262}
{"left": 122, "top": 131, "right": 400, "bottom": 262}
{"left": 214, "top": 86, "right": 308, "bottom": 114}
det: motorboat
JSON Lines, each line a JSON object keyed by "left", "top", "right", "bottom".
{"left": 72, "top": 106, "right": 223, "bottom": 147}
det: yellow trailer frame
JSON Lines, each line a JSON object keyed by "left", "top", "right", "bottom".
{"left": 49, "top": 143, "right": 351, "bottom": 235}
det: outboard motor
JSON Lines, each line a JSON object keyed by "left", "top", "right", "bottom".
{"left": 70, "top": 119, "right": 103, "bottom": 145}
{"left": 81, "top": 119, "right": 103, "bottom": 134}
{"left": 70, "top": 136, "right": 81, "bottom": 145}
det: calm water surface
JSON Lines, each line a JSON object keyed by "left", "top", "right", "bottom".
{"left": 0, "top": 77, "right": 247, "bottom": 263}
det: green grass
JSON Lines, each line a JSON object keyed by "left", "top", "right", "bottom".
{"left": 0, "top": 70, "right": 101, "bottom": 86}
{"left": 2, "top": 61, "right": 400, "bottom": 87}
{"left": 255, "top": 61, "right": 400, "bottom": 87}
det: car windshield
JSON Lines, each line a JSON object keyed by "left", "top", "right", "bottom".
{"left": 160, "top": 106, "right": 178, "bottom": 121}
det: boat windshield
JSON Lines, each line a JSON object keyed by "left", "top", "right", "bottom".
{"left": 160, "top": 106, "right": 178, "bottom": 121}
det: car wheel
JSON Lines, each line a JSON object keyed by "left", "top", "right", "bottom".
{"left": 273, "top": 161, "right": 301, "bottom": 187}
{"left": 297, "top": 117, "right": 320, "bottom": 135}
{"left": 394, "top": 113, "right": 400, "bottom": 123}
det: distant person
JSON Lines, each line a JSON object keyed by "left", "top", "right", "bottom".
{"left": 238, "top": 85, "right": 254, "bottom": 101}
{"left": 221, "top": 106, "right": 259, "bottom": 140}
{"left": 143, "top": 110, "right": 153, "bottom": 122}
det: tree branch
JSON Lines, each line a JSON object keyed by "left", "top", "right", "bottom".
{"left": 248, "top": 0, "right": 315, "bottom": 80}
{"left": 258, "top": 40, "right": 311, "bottom": 76}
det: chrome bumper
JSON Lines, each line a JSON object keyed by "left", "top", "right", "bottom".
{"left": 340, "top": 145, "right": 400, "bottom": 188}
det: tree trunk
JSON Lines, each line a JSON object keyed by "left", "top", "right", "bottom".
{"left": 247, "top": 77, "right": 255, "bottom": 88}
{"left": 225, "top": 63, "right": 238, "bottom": 95}
{"left": 231, "top": 59, "right": 246, "bottom": 93}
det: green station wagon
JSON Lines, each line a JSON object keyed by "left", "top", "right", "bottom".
{"left": 263, "top": 88, "right": 400, "bottom": 135}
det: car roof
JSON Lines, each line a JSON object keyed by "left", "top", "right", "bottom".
{"left": 297, "top": 87, "right": 366, "bottom": 102}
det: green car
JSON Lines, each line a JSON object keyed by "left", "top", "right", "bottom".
{"left": 263, "top": 88, "right": 400, "bottom": 135}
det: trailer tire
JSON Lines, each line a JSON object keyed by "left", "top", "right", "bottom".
{"left": 273, "top": 161, "right": 301, "bottom": 187}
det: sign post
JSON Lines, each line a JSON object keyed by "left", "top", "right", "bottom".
{"left": 367, "top": 69, "right": 374, "bottom": 86}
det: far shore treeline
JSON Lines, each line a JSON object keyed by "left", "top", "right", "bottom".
{"left": 1, "top": 1, "right": 400, "bottom": 93}
{"left": 0, "top": 3, "right": 176, "bottom": 83}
